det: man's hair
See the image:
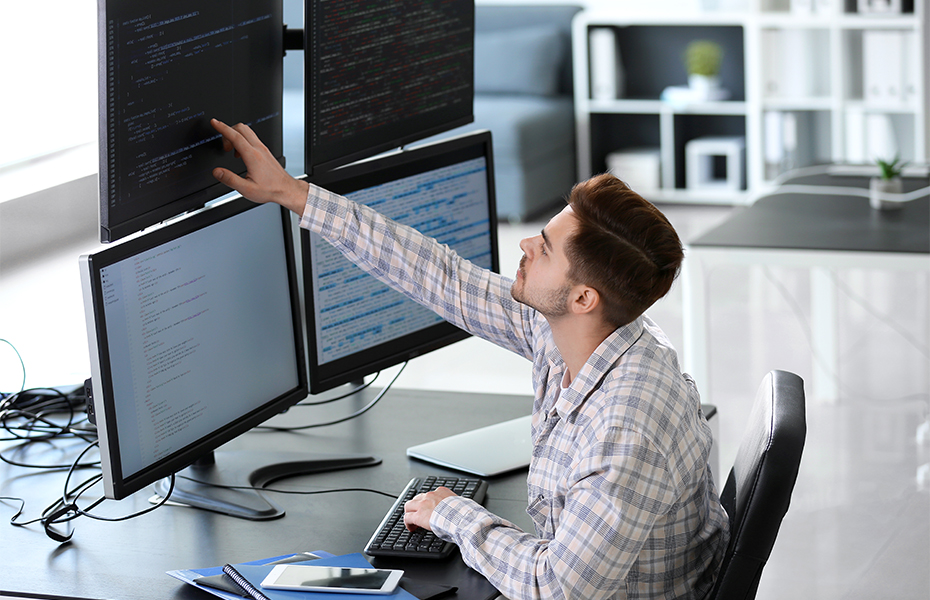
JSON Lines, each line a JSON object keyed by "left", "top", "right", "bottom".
{"left": 564, "top": 173, "right": 684, "bottom": 328}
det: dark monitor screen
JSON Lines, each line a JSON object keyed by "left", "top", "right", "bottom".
{"left": 304, "top": 0, "right": 474, "bottom": 176}
{"left": 98, "top": 0, "right": 284, "bottom": 242}
{"left": 80, "top": 199, "right": 308, "bottom": 514}
{"left": 302, "top": 131, "right": 497, "bottom": 394}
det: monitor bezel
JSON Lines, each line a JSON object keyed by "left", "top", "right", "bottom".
{"left": 97, "top": 0, "right": 286, "bottom": 243}
{"left": 302, "top": 0, "right": 475, "bottom": 177}
{"left": 81, "top": 198, "right": 308, "bottom": 500}
{"left": 301, "top": 131, "right": 498, "bottom": 394}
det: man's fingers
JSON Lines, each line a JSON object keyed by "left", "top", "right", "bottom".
{"left": 212, "top": 118, "right": 249, "bottom": 153}
{"left": 231, "top": 121, "right": 265, "bottom": 149}
{"left": 212, "top": 167, "right": 254, "bottom": 196}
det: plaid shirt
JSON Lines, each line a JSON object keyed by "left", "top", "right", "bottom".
{"left": 300, "top": 185, "right": 729, "bottom": 600}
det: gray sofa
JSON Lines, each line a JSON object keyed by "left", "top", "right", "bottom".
{"left": 425, "top": 4, "right": 582, "bottom": 222}
{"left": 283, "top": 3, "right": 582, "bottom": 223}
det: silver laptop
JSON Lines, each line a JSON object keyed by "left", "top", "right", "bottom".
{"left": 406, "top": 415, "right": 533, "bottom": 477}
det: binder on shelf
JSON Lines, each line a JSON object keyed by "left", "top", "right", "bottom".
{"left": 865, "top": 112, "right": 897, "bottom": 160}
{"left": 863, "top": 30, "right": 905, "bottom": 105}
{"left": 901, "top": 31, "right": 919, "bottom": 105}
{"left": 857, "top": 0, "right": 904, "bottom": 14}
{"left": 764, "top": 111, "right": 785, "bottom": 179}
{"left": 844, "top": 106, "right": 867, "bottom": 164}
{"left": 589, "top": 27, "right": 622, "bottom": 100}
{"left": 762, "top": 30, "right": 817, "bottom": 99}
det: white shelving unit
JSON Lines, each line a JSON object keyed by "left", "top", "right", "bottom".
{"left": 572, "top": 0, "right": 928, "bottom": 205}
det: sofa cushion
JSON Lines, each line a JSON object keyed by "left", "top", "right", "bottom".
{"left": 473, "top": 95, "right": 574, "bottom": 164}
{"left": 474, "top": 26, "right": 566, "bottom": 97}
{"left": 475, "top": 4, "right": 583, "bottom": 95}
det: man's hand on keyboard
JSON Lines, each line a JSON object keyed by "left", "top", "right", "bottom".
{"left": 403, "top": 486, "right": 457, "bottom": 532}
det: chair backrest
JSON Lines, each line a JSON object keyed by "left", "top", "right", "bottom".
{"left": 708, "top": 370, "right": 807, "bottom": 600}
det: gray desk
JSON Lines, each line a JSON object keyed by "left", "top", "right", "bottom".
{"left": 0, "top": 388, "right": 533, "bottom": 600}
{"left": 682, "top": 170, "right": 929, "bottom": 401}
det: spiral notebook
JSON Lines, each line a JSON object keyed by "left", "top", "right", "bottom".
{"left": 222, "top": 554, "right": 416, "bottom": 600}
{"left": 169, "top": 553, "right": 417, "bottom": 600}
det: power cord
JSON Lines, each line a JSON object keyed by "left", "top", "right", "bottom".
{"left": 294, "top": 373, "right": 380, "bottom": 407}
{"left": 0, "top": 338, "right": 26, "bottom": 395}
{"left": 175, "top": 474, "right": 399, "bottom": 500}
{"left": 0, "top": 343, "right": 406, "bottom": 543}
{"left": 256, "top": 362, "right": 407, "bottom": 432}
{"left": 3, "top": 440, "right": 177, "bottom": 543}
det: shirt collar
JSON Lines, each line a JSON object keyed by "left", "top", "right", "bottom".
{"left": 549, "top": 316, "right": 645, "bottom": 419}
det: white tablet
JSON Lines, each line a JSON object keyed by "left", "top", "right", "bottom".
{"left": 261, "top": 565, "right": 403, "bottom": 595}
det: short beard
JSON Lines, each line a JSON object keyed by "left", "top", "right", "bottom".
{"left": 511, "top": 275, "right": 573, "bottom": 318}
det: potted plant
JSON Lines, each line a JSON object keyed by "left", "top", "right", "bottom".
{"left": 683, "top": 40, "right": 723, "bottom": 100}
{"left": 870, "top": 155, "right": 907, "bottom": 210}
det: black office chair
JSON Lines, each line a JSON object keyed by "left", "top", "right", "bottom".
{"left": 707, "top": 370, "right": 807, "bottom": 600}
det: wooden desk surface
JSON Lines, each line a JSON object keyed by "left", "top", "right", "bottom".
{"left": 0, "top": 387, "right": 533, "bottom": 600}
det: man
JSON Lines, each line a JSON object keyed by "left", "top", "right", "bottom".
{"left": 210, "top": 119, "right": 729, "bottom": 600}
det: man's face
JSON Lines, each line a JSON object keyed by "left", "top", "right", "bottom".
{"left": 511, "top": 206, "right": 578, "bottom": 318}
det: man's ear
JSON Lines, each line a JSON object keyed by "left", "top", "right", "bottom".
{"left": 570, "top": 285, "right": 600, "bottom": 315}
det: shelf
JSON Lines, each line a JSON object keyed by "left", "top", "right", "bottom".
{"left": 763, "top": 97, "right": 835, "bottom": 110}
{"left": 837, "top": 14, "right": 921, "bottom": 29}
{"left": 586, "top": 99, "right": 747, "bottom": 116}
{"left": 646, "top": 187, "right": 752, "bottom": 206}
{"left": 756, "top": 14, "right": 836, "bottom": 29}
{"left": 573, "top": 8, "right": 927, "bottom": 204}
{"left": 844, "top": 100, "right": 922, "bottom": 114}
{"left": 756, "top": 13, "right": 919, "bottom": 29}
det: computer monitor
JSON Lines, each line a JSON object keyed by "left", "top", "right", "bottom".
{"left": 98, "top": 0, "right": 285, "bottom": 242}
{"left": 302, "top": 131, "right": 498, "bottom": 394}
{"left": 303, "top": 0, "right": 475, "bottom": 176}
{"left": 81, "top": 199, "right": 378, "bottom": 520}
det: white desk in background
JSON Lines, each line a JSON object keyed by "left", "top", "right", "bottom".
{"left": 682, "top": 170, "right": 929, "bottom": 402}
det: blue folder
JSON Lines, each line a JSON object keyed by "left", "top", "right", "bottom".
{"left": 168, "top": 552, "right": 415, "bottom": 600}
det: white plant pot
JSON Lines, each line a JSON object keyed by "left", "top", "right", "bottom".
{"left": 869, "top": 176, "right": 903, "bottom": 210}
{"left": 688, "top": 74, "right": 720, "bottom": 101}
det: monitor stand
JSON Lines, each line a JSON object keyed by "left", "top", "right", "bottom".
{"left": 153, "top": 450, "right": 381, "bottom": 520}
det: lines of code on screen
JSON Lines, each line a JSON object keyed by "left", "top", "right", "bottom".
{"left": 308, "top": 157, "right": 491, "bottom": 365}
{"left": 101, "top": 0, "right": 282, "bottom": 241}
{"left": 308, "top": 0, "right": 474, "bottom": 171}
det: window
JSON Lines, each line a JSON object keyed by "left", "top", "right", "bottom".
{"left": 0, "top": 1, "right": 97, "bottom": 200}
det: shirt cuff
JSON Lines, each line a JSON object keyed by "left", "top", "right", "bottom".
{"left": 297, "top": 183, "right": 322, "bottom": 230}
{"left": 430, "top": 495, "right": 488, "bottom": 542}
{"left": 297, "top": 181, "right": 352, "bottom": 238}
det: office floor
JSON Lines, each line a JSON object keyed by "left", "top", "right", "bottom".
{"left": 398, "top": 203, "right": 930, "bottom": 600}
{"left": 1, "top": 201, "right": 927, "bottom": 599}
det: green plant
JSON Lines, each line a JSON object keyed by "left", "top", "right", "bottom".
{"left": 876, "top": 155, "right": 908, "bottom": 180}
{"left": 683, "top": 40, "right": 723, "bottom": 77}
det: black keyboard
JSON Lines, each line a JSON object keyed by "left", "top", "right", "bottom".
{"left": 364, "top": 475, "right": 488, "bottom": 559}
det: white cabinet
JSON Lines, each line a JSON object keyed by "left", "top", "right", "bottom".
{"left": 757, "top": 2, "right": 926, "bottom": 184}
{"left": 572, "top": 1, "right": 927, "bottom": 204}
